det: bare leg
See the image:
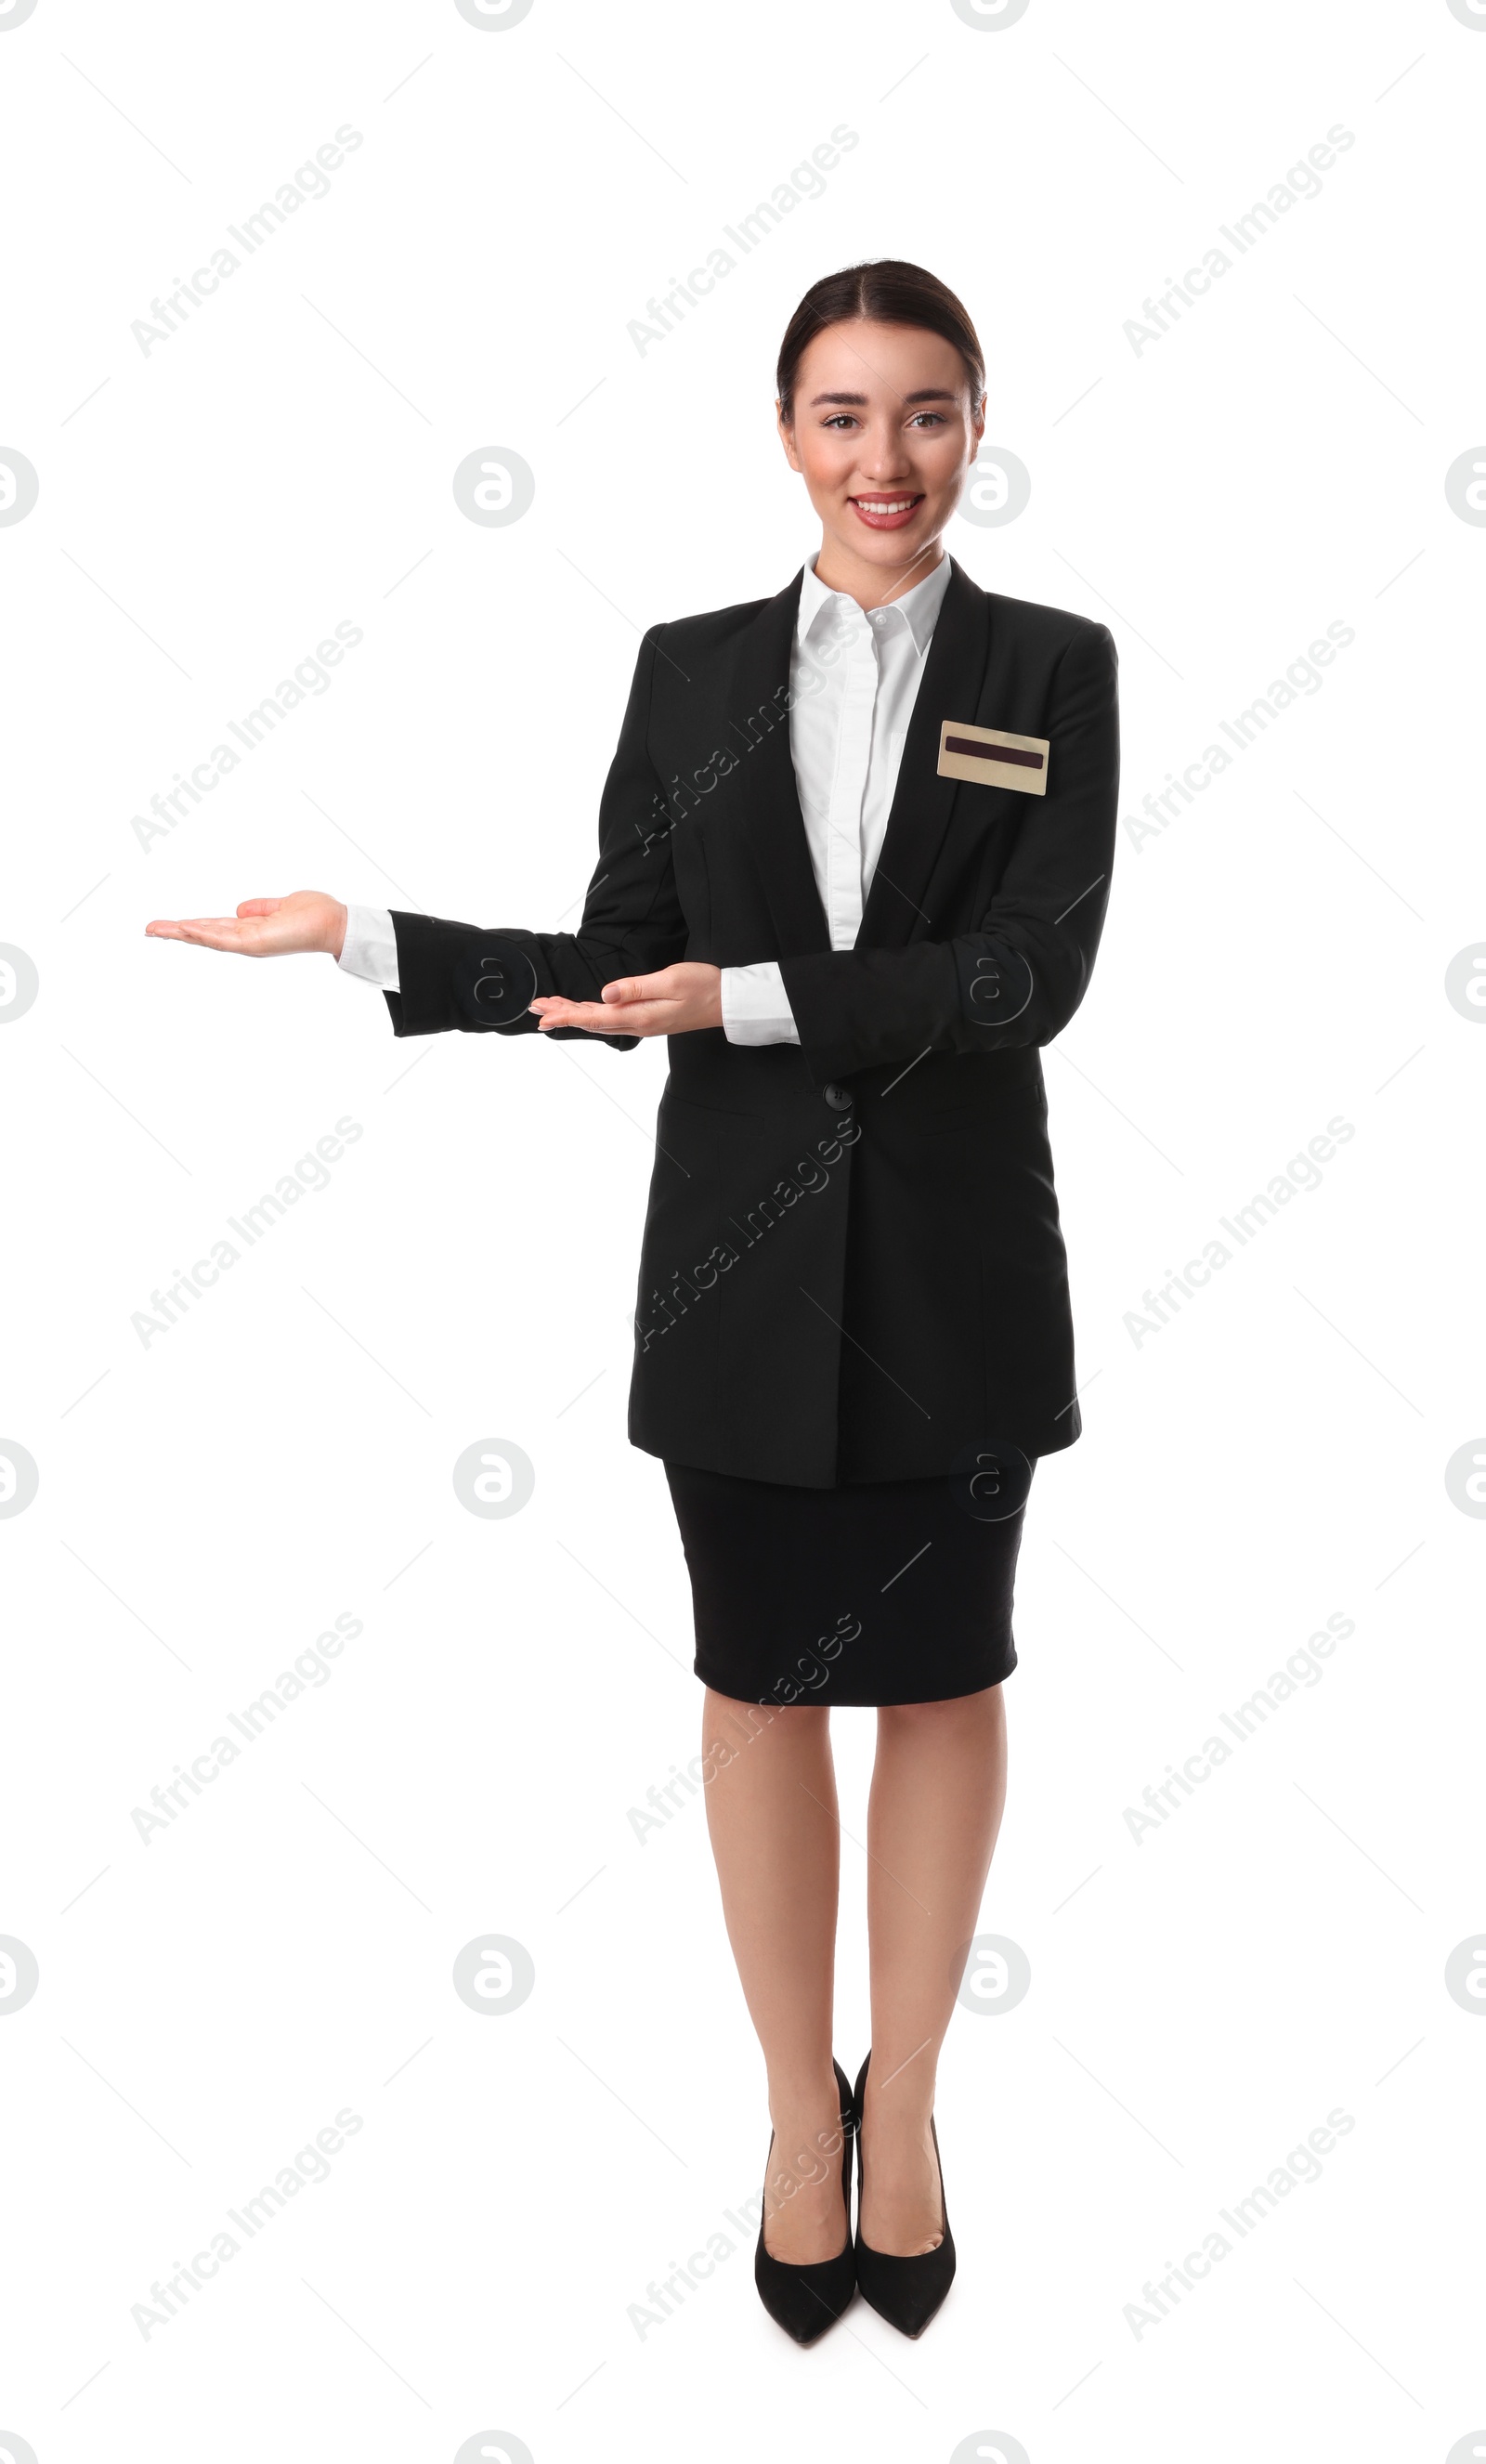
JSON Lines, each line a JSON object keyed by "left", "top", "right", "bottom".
{"left": 860, "top": 1685, "right": 1008, "bottom": 2255}
{"left": 701, "top": 1689, "right": 847, "bottom": 2264}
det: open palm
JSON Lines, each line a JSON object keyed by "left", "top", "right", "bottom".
{"left": 145, "top": 891, "right": 346, "bottom": 958}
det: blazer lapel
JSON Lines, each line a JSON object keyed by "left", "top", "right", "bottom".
{"left": 856, "top": 557, "right": 992, "bottom": 950}
{"left": 733, "top": 567, "right": 832, "bottom": 958}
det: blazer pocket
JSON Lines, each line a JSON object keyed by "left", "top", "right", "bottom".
{"left": 661, "top": 1089, "right": 769, "bottom": 1124}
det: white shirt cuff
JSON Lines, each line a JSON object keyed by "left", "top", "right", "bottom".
{"left": 337, "top": 904, "right": 399, "bottom": 990}
{"left": 720, "top": 961, "right": 799, "bottom": 1046}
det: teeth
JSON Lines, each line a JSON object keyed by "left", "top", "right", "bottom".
{"left": 857, "top": 498, "right": 918, "bottom": 515}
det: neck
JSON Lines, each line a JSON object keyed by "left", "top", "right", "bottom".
{"left": 811, "top": 532, "right": 946, "bottom": 613}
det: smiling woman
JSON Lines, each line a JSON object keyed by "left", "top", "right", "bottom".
{"left": 144, "top": 258, "right": 1121, "bottom": 2352}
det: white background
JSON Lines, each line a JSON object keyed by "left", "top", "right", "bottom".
{"left": 2, "top": 2, "right": 1483, "bottom": 2458}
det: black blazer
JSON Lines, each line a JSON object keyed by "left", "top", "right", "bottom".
{"left": 385, "top": 557, "right": 1119, "bottom": 1487}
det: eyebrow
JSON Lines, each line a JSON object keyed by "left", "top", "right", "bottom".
{"left": 806, "top": 387, "right": 960, "bottom": 408}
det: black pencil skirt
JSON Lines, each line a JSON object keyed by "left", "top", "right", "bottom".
{"left": 664, "top": 1454, "right": 1034, "bottom": 1708}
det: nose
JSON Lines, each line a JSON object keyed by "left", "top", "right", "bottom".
{"left": 858, "top": 423, "right": 912, "bottom": 481}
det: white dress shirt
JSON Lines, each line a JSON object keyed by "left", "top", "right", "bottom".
{"left": 336, "top": 551, "right": 953, "bottom": 1044}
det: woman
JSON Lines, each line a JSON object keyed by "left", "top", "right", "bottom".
{"left": 148, "top": 260, "right": 1119, "bottom": 2344}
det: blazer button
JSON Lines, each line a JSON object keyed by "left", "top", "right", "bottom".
{"left": 821, "top": 1081, "right": 852, "bottom": 1111}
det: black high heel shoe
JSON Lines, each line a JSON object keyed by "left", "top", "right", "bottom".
{"left": 852, "top": 2050, "right": 957, "bottom": 2338}
{"left": 753, "top": 2057, "right": 857, "bottom": 2343}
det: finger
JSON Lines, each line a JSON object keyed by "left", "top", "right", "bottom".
{"left": 536, "top": 984, "right": 654, "bottom": 1017}
{"left": 547, "top": 1003, "right": 671, "bottom": 1036}
{"left": 534, "top": 1002, "right": 608, "bottom": 1031}
{"left": 169, "top": 920, "right": 253, "bottom": 951}
{"left": 602, "top": 973, "right": 666, "bottom": 1005}
{"left": 236, "top": 898, "right": 281, "bottom": 918}
{"left": 537, "top": 999, "right": 668, "bottom": 1035}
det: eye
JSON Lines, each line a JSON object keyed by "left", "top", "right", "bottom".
{"left": 821, "top": 413, "right": 859, "bottom": 429}
{"left": 908, "top": 411, "right": 948, "bottom": 428}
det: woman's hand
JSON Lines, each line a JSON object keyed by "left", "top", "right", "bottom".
{"left": 144, "top": 892, "right": 347, "bottom": 958}
{"left": 530, "top": 963, "right": 723, "bottom": 1038}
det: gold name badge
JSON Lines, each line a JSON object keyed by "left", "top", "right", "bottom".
{"left": 937, "top": 719, "right": 1049, "bottom": 796}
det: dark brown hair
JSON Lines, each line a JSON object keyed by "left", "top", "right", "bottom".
{"left": 776, "top": 260, "right": 985, "bottom": 423}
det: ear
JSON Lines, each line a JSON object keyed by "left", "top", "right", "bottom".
{"left": 971, "top": 390, "right": 988, "bottom": 449}
{"left": 776, "top": 400, "right": 803, "bottom": 474}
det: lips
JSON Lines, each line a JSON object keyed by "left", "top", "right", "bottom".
{"left": 849, "top": 492, "right": 925, "bottom": 531}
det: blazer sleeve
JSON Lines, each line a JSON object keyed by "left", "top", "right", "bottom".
{"left": 381, "top": 627, "right": 684, "bottom": 1050}
{"left": 776, "top": 621, "right": 1119, "bottom": 1083}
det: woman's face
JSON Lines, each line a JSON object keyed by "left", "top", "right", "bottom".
{"left": 777, "top": 319, "right": 985, "bottom": 588}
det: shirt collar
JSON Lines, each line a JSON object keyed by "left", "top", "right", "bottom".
{"left": 797, "top": 551, "right": 953, "bottom": 658}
